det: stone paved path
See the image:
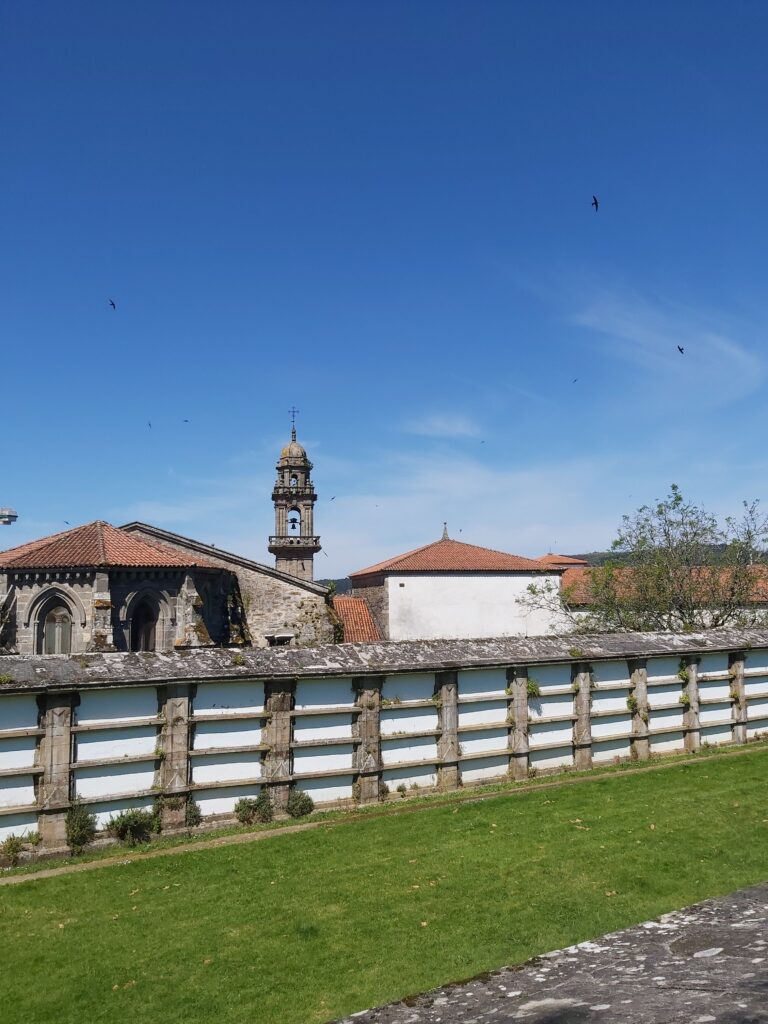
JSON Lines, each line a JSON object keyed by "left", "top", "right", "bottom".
{"left": 338, "top": 883, "right": 768, "bottom": 1023}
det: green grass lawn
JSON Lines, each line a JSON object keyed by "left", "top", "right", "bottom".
{"left": 3, "top": 749, "right": 768, "bottom": 1024}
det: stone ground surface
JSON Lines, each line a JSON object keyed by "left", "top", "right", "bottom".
{"left": 337, "top": 884, "right": 768, "bottom": 1024}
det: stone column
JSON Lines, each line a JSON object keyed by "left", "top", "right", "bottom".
{"left": 573, "top": 663, "right": 593, "bottom": 770}
{"left": 158, "top": 683, "right": 191, "bottom": 829}
{"left": 629, "top": 659, "right": 650, "bottom": 761}
{"left": 353, "top": 675, "right": 382, "bottom": 804}
{"left": 176, "top": 573, "right": 213, "bottom": 648}
{"left": 729, "top": 652, "right": 747, "bottom": 745}
{"left": 436, "top": 670, "right": 459, "bottom": 791}
{"left": 507, "top": 665, "right": 530, "bottom": 780}
{"left": 37, "top": 692, "right": 75, "bottom": 848}
{"left": 88, "top": 571, "right": 115, "bottom": 651}
{"left": 263, "top": 679, "right": 295, "bottom": 812}
{"left": 682, "top": 656, "right": 701, "bottom": 753}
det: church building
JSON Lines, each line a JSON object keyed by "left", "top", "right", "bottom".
{"left": 0, "top": 427, "right": 336, "bottom": 655}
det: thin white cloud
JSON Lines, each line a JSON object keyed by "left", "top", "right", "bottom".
{"left": 402, "top": 413, "right": 482, "bottom": 439}
{"left": 571, "top": 291, "right": 765, "bottom": 405}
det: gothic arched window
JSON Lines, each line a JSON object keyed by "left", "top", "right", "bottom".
{"left": 130, "top": 600, "right": 158, "bottom": 652}
{"left": 41, "top": 605, "right": 72, "bottom": 655}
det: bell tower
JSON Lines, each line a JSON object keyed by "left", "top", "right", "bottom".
{"left": 268, "top": 411, "right": 321, "bottom": 582}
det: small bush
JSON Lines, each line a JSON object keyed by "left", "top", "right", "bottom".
{"left": 184, "top": 799, "right": 202, "bottom": 828}
{"left": 1, "top": 834, "right": 25, "bottom": 866}
{"left": 107, "top": 808, "right": 159, "bottom": 846}
{"left": 65, "top": 799, "right": 97, "bottom": 854}
{"left": 286, "top": 789, "right": 315, "bottom": 818}
{"left": 396, "top": 783, "right": 408, "bottom": 798}
{"left": 234, "top": 792, "right": 273, "bottom": 825}
{"left": 26, "top": 831, "right": 41, "bottom": 848}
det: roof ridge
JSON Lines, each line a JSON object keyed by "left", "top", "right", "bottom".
{"left": 96, "top": 522, "right": 107, "bottom": 564}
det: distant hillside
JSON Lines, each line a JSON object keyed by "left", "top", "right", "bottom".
{"left": 572, "top": 544, "right": 768, "bottom": 567}
{"left": 317, "top": 578, "right": 352, "bottom": 594}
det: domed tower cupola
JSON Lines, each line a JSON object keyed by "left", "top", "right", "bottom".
{"left": 268, "top": 412, "right": 321, "bottom": 581}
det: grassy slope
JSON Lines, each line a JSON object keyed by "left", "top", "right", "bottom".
{"left": 2, "top": 750, "right": 768, "bottom": 1024}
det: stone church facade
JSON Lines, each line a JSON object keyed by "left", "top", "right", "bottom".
{"left": 0, "top": 428, "right": 336, "bottom": 655}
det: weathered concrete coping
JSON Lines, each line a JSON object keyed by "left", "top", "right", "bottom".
{"left": 0, "top": 627, "right": 766, "bottom": 694}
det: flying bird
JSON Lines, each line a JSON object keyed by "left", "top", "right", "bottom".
{"left": 183, "top": 419, "right": 190, "bottom": 423}
{"left": 591, "top": 195, "right": 599, "bottom": 212}
{"left": 64, "top": 521, "right": 70, "bottom": 525}
{"left": 677, "top": 345, "right": 685, "bottom": 355}
{"left": 148, "top": 422, "right": 152, "bottom": 429}
{"left": 109, "top": 299, "right": 116, "bottom": 309}
{"left": 330, "top": 496, "right": 336, "bottom": 501}
{"left": 572, "top": 378, "right": 579, "bottom": 384}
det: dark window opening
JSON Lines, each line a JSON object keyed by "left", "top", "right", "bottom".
{"left": 130, "top": 600, "right": 158, "bottom": 652}
{"left": 41, "top": 605, "right": 72, "bottom": 654}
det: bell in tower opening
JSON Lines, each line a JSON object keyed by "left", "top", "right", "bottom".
{"left": 268, "top": 411, "right": 321, "bottom": 582}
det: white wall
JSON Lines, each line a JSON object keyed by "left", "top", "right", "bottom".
{"left": 386, "top": 572, "right": 564, "bottom": 640}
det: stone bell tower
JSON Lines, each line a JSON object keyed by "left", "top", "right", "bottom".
{"left": 268, "top": 414, "right": 321, "bottom": 582}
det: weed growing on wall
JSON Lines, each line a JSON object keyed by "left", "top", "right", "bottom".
{"left": 1, "top": 834, "right": 24, "bottom": 866}
{"left": 286, "top": 790, "right": 315, "bottom": 818}
{"left": 626, "top": 695, "right": 639, "bottom": 715}
{"left": 526, "top": 678, "right": 541, "bottom": 698}
{"left": 396, "top": 783, "right": 408, "bottom": 798}
{"left": 184, "top": 799, "right": 202, "bottom": 828}
{"left": 65, "top": 799, "right": 97, "bottom": 854}
{"left": 107, "top": 809, "right": 160, "bottom": 846}
{"left": 234, "top": 792, "right": 273, "bottom": 825}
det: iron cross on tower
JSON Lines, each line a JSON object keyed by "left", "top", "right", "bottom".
{"left": 288, "top": 406, "right": 299, "bottom": 440}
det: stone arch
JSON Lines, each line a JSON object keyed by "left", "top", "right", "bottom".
{"left": 121, "top": 585, "right": 175, "bottom": 653}
{"left": 23, "top": 585, "right": 86, "bottom": 630}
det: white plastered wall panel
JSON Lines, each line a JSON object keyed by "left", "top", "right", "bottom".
{"left": 381, "top": 734, "right": 438, "bottom": 766}
{"left": 293, "top": 744, "right": 354, "bottom": 774}
{"left": 382, "top": 764, "right": 437, "bottom": 790}
{"left": 77, "top": 687, "right": 158, "bottom": 724}
{"left": 457, "top": 699, "right": 506, "bottom": 729}
{"left": 461, "top": 754, "right": 509, "bottom": 783}
{"left": 591, "top": 714, "right": 632, "bottom": 740}
{"left": 0, "top": 812, "right": 39, "bottom": 842}
{"left": 194, "top": 680, "right": 265, "bottom": 716}
{"left": 0, "top": 735, "right": 37, "bottom": 771}
{"left": 294, "top": 677, "right": 354, "bottom": 710}
{"left": 385, "top": 572, "right": 564, "bottom": 640}
{"left": 382, "top": 673, "right": 436, "bottom": 703}
{"left": 0, "top": 694, "right": 39, "bottom": 731}
{"left": 460, "top": 728, "right": 507, "bottom": 757}
{"left": 528, "top": 720, "right": 572, "bottom": 748}
{"left": 747, "top": 717, "right": 768, "bottom": 738}
{"left": 381, "top": 706, "right": 438, "bottom": 735}
{"left": 529, "top": 745, "right": 572, "bottom": 770}
{"left": 298, "top": 775, "right": 354, "bottom": 803}
{"left": 529, "top": 692, "right": 573, "bottom": 721}
{"left": 532, "top": 664, "right": 572, "bottom": 692}
{"left": 591, "top": 660, "right": 632, "bottom": 714}
{"left": 593, "top": 737, "right": 632, "bottom": 761}
{"left": 76, "top": 725, "right": 158, "bottom": 762}
{"left": 74, "top": 762, "right": 156, "bottom": 799}
{"left": 457, "top": 668, "right": 507, "bottom": 699}
{"left": 294, "top": 713, "right": 352, "bottom": 743}
{"left": 190, "top": 751, "right": 262, "bottom": 784}
{"left": 0, "top": 774, "right": 36, "bottom": 809}
{"left": 195, "top": 784, "right": 262, "bottom": 816}
{"left": 193, "top": 719, "right": 263, "bottom": 750}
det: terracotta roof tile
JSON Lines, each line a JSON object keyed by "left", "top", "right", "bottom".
{"left": 538, "top": 553, "right": 590, "bottom": 567}
{"left": 0, "top": 521, "right": 218, "bottom": 570}
{"left": 562, "top": 565, "right": 768, "bottom": 606}
{"left": 332, "top": 595, "right": 381, "bottom": 643}
{"left": 350, "top": 537, "right": 552, "bottom": 577}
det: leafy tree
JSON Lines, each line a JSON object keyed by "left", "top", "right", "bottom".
{"left": 523, "top": 485, "right": 768, "bottom": 633}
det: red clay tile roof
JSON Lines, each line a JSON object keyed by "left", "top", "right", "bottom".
{"left": 538, "top": 553, "right": 590, "bottom": 568}
{"left": 561, "top": 565, "right": 768, "bottom": 606}
{"left": 332, "top": 595, "right": 381, "bottom": 643}
{"left": 349, "top": 537, "right": 553, "bottom": 577}
{"left": 0, "top": 521, "right": 218, "bottom": 570}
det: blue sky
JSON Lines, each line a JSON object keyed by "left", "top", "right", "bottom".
{"left": 2, "top": 1, "right": 768, "bottom": 577}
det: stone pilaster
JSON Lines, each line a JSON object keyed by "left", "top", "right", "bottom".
{"left": 629, "top": 659, "right": 650, "bottom": 761}
{"left": 37, "top": 692, "right": 75, "bottom": 848}
{"left": 729, "top": 652, "right": 747, "bottom": 745}
{"left": 263, "top": 679, "right": 295, "bottom": 812}
{"left": 436, "top": 670, "right": 459, "bottom": 791}
{"left": 353, "top": 675, "right": 382, "bottom": 804}
{"left": 88, "top": 571, "right": 115, "bottom": 651}
{"left": 158, "top": 683, "right": 191, "bottom": 829}
{"left": 507, "top": 665, "right": 530, "bottom": 780}
{"left": 682, "top": 656, "right": 701, "bottom": 753}
{"left": 176, "top": 573, "right": 213, "bottom": 648}
{"left": 573, "top": 663, "right": 593, "bottom": 770}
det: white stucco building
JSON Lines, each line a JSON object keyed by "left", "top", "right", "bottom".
{"left": 348, "top": 528, "right": 566, "bottom": 641}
